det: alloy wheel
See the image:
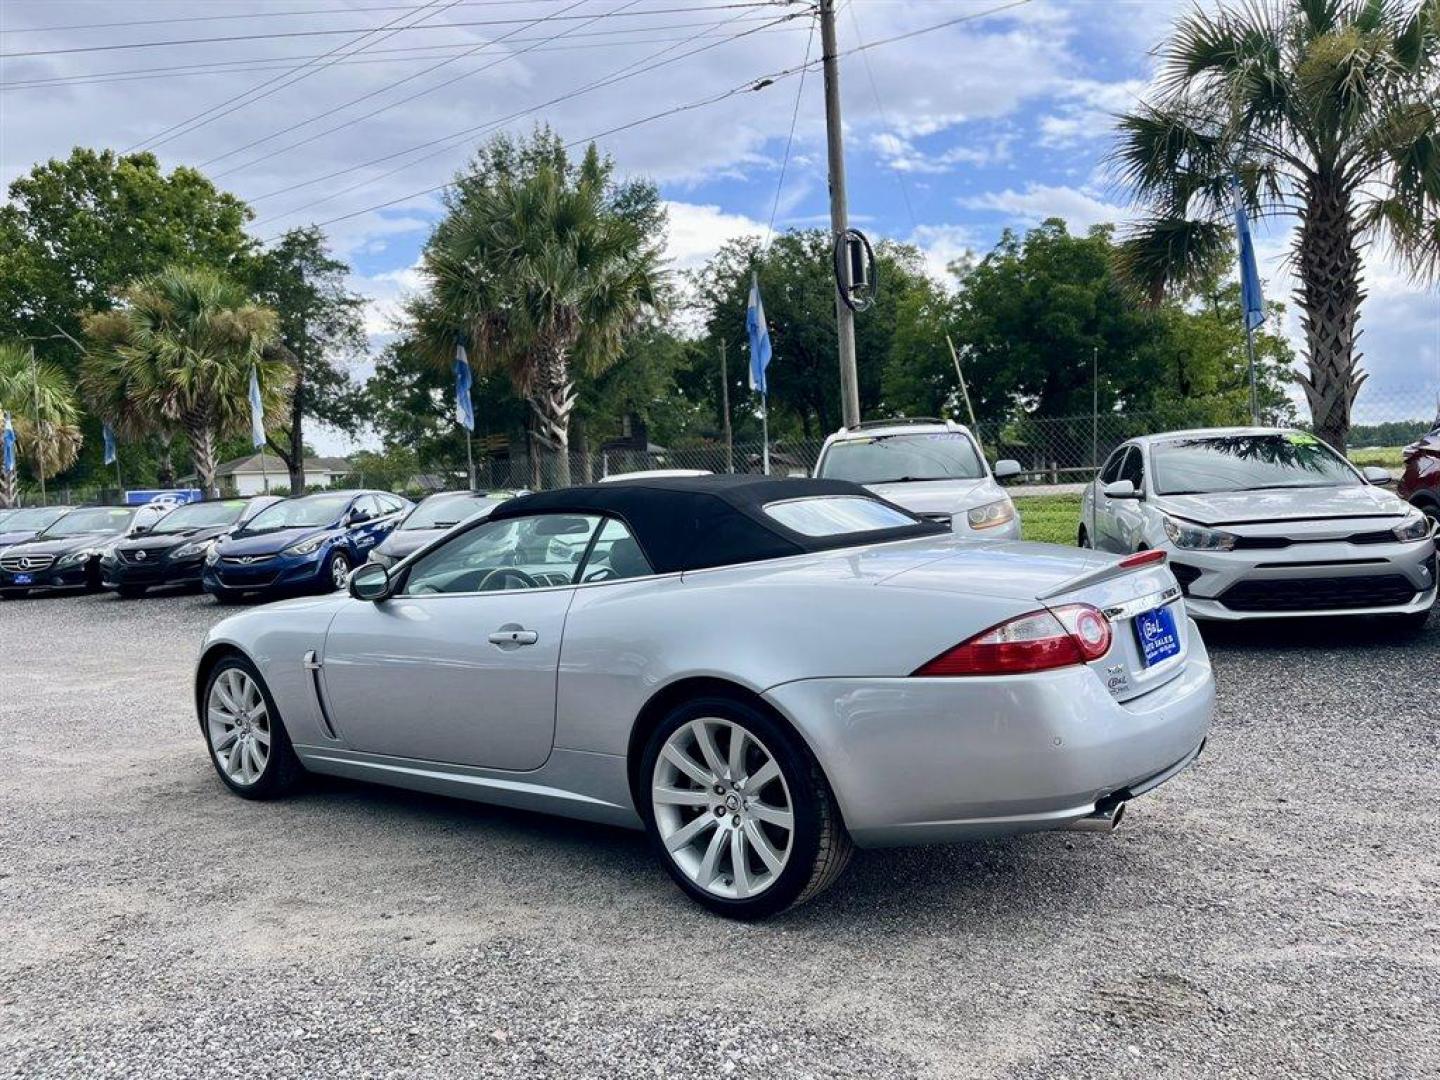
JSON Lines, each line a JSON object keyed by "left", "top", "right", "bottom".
{"left": 206, "top": 668, "right": 271, "bottom": 786}
{"left": 331, "top": 553, "right": 351, "bottom": 590}
{"left": 651, "top": 717, "right": 794, "bottom": 900}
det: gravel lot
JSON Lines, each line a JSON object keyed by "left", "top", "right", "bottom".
{"left": 1, "top": 590, "right": 1436, "bottom": 1079}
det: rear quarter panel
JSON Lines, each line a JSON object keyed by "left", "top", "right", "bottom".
{"left": 554, "top": 560, "right": 1033, "bottom": 757}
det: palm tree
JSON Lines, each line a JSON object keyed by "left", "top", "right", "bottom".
{"left": 0, "top": 341, "right": 83, "bottom": 507}
{"left": 423, "top": 146, "right": 665, "bottom": 486}
{"left": 81, "top": 309, "right": 182, "bottom": 485}
{"left": 86, "top": 266, "right": 294, "bottom": 495}
{"left": 1113, "top": 0, "right": 1439, "bottom": 450}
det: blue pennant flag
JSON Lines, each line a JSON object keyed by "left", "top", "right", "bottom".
{"left": 454, "top": 342, "right": 475, "bottom": 432}
{"left": 248, "top": 366, "right": 265, "bottom": 449}
{"left": 103, "top": 422, "right": 117, "bottom": 466}
{"left": 1231, "top": 176, "right": 1266, "bottom": 332}
{"left": 746, "top": 272, "right": 772, "bottom": 396}
{"left": 2, "top": 412, "right": 15, "bottom": 474}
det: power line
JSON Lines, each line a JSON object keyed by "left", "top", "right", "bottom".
{"left": 846, "top": 0, "right": 916, "bottom": 230}
{"left": 125, "top": 0, "right": 460, "bottom": 154}
{"left": 0, "top": 18, "right": 792, "bottom": 90}
{"left": 0, "top": 3, "right": 784, "bottom": 58}
{"left": 281, "top": 60, "right": 808, "bottom": 237}
{"left": 252, "top": 5, "right": 794, "bottom": 224}
{"left": 763, "top": 12, "right": 816, "bottom": 248}
{"left": 262, "top": 0, "right": 1035, "bottom": 238}
{"left": 1, "top": 0, "right": 569, "bottom": 36}
{"left": 203, "top": 0, "right": 636, "bottom": 175}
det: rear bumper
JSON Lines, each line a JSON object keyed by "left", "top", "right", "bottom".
{"left": 1168, "top": 540, "right": 1436, "bottom": 620}
{"left": 764, "top": 625, "right": 1214, "bottom": 848}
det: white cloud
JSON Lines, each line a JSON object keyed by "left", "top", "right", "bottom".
{"left": 907, "top": 224, "right": 978, "bottom": 286}
{"left": 869, "top": 131, "right": 1012, "bottom": 175}
{"left": 960, "top": 184, "right": 1127, "bottom": 233}
{"left": 661, "top": 200, "right": 764, "bottom": 272}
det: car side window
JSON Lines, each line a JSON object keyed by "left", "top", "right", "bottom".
{"left": 1100, "top": 446, "right": 1129, "bottom": 485}
{"left": 349, "top": 496, "right": 379, "bottom": 523}
{"left": 1119, "top": 447, "right": 1145, "bottom": 490}
{"left": 378, "top": 495, "right": 405, "bottom": 515}
{"left": 400, "top": 514, "right": 602, "bottom": 595}
{"left": 577, "top": 518, "right": 653, "bottom": 583}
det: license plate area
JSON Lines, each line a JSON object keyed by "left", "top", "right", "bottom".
{"left": 13, "top": 573, "right": 33, "bottom": 585}
{"left": 1134, "top": 603, "right": 1181, "bottom": 667}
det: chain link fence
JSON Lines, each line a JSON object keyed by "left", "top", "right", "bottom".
{"left": 7, "top": 388, "right": 1440, "bottom": 506}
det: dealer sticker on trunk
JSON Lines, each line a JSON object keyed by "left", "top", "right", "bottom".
{"left": 1135, "top": 604, "right": 1181, "bottom": 667}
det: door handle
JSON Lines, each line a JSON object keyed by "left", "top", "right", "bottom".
{"left": 488, "top": 629, "right": 538, "bottom": 646}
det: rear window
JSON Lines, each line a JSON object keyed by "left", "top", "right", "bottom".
{"left": 763, "top": 496, "right": 918, "bottom": 537}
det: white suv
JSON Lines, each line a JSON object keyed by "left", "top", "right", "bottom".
{"left": 813, "top": 419, "right": 1023, "bottom": 539}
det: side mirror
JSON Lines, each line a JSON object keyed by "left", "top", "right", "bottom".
{"left": 345, "top": 510, "right": 372, "bottom": 526}
{"left": 1103, "top": 479, "right": 1143, "bottom": 500}
{"left": 128, "top": 524, "right": 150, "bottom": 537}
{"left": 993, "top": 459, "right": 1022, "bottom": 481}
{"left": 1362, "top": 466, "right": 1394, "bottom": 485}
{"left": 348, "top": 561, "right": 392, "bottom": 602}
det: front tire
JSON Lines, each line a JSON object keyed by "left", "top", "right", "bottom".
{"left": 326, "top": 551, "right": 351, "bottom": 592}
{"left": 640, "top": 697, "right": 852, "bottom": 920}
{"left": 202, "top": 655, "right": 304, "bottom": 800}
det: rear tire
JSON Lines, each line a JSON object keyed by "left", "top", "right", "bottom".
{"left": 202, "top": 654, "right": 304, "bottom": 800}
{"left": 1077, "top": 526, "right": 1090, "bottom": 548}
{"left": 640, "top": 696, "right": 852, "bottom": 920}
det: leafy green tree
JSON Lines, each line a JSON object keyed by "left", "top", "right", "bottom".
{"left": 245, "top": 226, "right": 366, "bottom": 491}
{"left": 82, "top": 267, "right": 293, "bottom": 495}
{"left": 1113, "top": 0, "right": 1440, "bottom": 450}
{"left": 0, "top": 342, "right": 84, "bottom": 507}
{"left": 420, "top": 132, "right": 666, "bottom": 485}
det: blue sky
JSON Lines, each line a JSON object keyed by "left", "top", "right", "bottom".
{"left": 3, "top": 0, "right": 1437, "bottom": 441}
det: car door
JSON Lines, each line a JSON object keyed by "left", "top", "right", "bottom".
{"left": 1091, "top": 446, "right": 1132, "bottom": 551}
{"left": 344, "top": 496, "right": 390, "bottom": 560}
{"left": 318, "top": 512, "right": 603, "bottom": 771}
{"left": 1112, "top": 446, "right": 1150, "bottom": 551}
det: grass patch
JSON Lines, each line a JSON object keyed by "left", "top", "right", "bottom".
{"left": 1348, "top": 446, "right": 1406, "bottom": 470}
{"left": 1014, "top": 493, "right": 1083, "bottom": 546}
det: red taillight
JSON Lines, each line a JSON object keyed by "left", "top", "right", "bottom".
{"left": 1120, "top": 549, "right": 1167, "bottom": 569}
{"left": 913, "top": 604, "right": 1113, "bottom": 677}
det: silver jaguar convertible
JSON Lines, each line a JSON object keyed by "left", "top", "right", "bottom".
{"left": 195, "top": 475, "right": 1214, "bottom": 919}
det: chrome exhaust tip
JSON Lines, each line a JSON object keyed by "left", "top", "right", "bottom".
{"left": 1064, "top": 800, "right": 1126, "bottom": 833}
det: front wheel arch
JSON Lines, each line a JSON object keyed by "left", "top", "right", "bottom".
{"left": 194, "top": 643, "right": 250, "bottom": 729}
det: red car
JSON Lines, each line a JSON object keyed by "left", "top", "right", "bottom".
{"left": 1399, "top": 422, "right": 1440, "bottom": 528}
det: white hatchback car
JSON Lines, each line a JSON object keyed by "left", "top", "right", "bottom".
{"left": 813, "top": 419, "right": 1023, "bottom": 539}
{"left": 1080, "top": 427, "right": 1436, "bottom": 628}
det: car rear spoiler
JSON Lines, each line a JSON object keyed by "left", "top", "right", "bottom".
{"left": 1037, "top": 549, "right": 1167, "bottom": 601}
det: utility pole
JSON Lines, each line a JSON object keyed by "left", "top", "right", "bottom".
{"left": 719, "top": 340, "right": 734, "bottom": 474}
{"left": 1092, "top": 346, "right": 1099, "bottom": 469}
{"left": 819, "top": 0, "right": 860, "bottom": 430}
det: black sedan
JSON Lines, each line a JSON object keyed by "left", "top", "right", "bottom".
{"left": 366, "top": 490, "right": 510, "bottom": 569}
{"left": 0, "top": 505, "right": 168, "bottom": 598}
{"left": 101, "top": 495, "right": 281, "bottom": 597}
{"left": 0, "top": 505, "right": 75, "bottom": 551}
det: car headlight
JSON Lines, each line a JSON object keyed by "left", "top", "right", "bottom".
{"left": 1392, "top": 512, "right": 1432, "bottom": 543}
{"left": 285, "top": 534, "right": 330, "bottom": 557}
{"left": 1162, "top": 517, "right": 1237, "bottom": 551}
{"left": 174, "top": 538, "right": 215, "bottom": 560}
{"left": 205, "top": 546, "right": 222, "bottom": 566}
{"left": 965, "top": 498, "right": 1016, "bottom": 531}
{"left": 57, "top": 549, "right": 95, "bottom": 567}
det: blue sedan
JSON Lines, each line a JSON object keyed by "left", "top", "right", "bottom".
{"left": 203, "top": 490, "right": 410, "bottom": 602}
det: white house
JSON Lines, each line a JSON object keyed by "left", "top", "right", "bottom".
{"left": 214, "top": 453, "right": 353, "bottom": 496}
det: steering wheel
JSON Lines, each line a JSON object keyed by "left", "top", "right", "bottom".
{"left": 478, "top": 567, "right": 540, "bottom": 592}
{"left": 583, "top": 566, "right": 616, "bottom": 583}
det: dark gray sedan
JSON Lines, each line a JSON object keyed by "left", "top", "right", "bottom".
{"left": 366, "top": 490, "right": 510, "bottom": 569}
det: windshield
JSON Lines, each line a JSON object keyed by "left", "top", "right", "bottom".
{"left": 242, "top": 494, "right": 352, "bottom": 531}
{"left": 1152, "top": 434, "right": 1360, "bottom": 495}
{"left": 402, "top": 494, "right": 502, "bottom": 531}
{"left": 1, "top": 507, "right": 69, "bottom": 532}
{"left": 818, "top": 432, "right": 985, "bottom": 484}
{"left": 40, "top": 507, "right": 135, "bottom": 538}
{"left": 150, "top": 500, "right": 249, "bottom": 534}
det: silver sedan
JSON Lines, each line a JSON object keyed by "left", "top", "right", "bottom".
{"left": 194, "top": 475, "right": 1213, "bottom": 919}
{"left": 1081, "top": 427, "right": 1436, "bottom": 628}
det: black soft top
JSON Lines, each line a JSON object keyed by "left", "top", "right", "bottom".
{"left": 486, "top": 474, "right": 946, "bottom": 574}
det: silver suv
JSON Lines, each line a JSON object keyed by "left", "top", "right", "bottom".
{"left": 814, "top": 419, "right": 1022, "bottom": 539}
